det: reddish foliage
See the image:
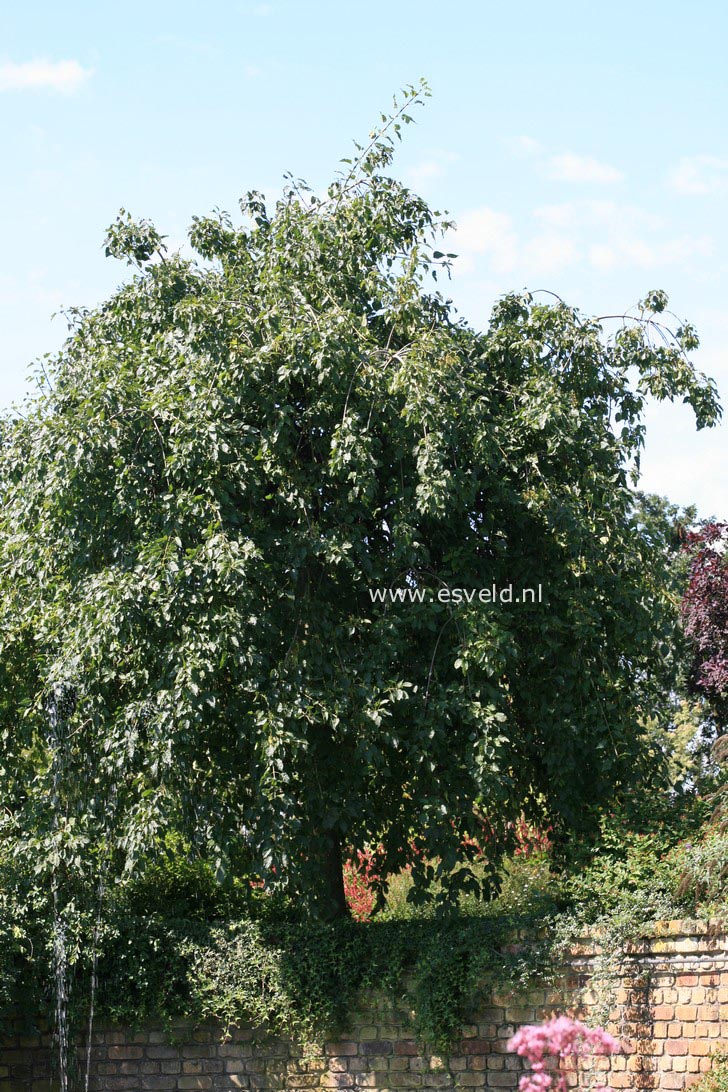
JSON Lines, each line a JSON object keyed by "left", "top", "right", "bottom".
{"left": 681, "top": 521, "right": 728, "bottom": 726}
{"left": 513, "top": 817, "right": 553, "bottom": 857}
{"left": 343, "top": 818, "right": 552, "bottom": 919}
{"left": 460, "top": 817, "right": 552, "bottom": 860}
{"left": 343, "top": 846, "right": 382, "bottom": 920}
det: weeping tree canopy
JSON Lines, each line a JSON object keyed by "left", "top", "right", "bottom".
{"left": 0, "top": 83, "right": 721, "bottom": 919}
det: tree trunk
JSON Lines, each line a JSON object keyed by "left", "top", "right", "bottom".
{"left": 312, "top": 833, "right": 350, "bottom": 921}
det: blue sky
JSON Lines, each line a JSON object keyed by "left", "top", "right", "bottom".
{"left": 1, "top": 0, "right": 726, "bottom": 515}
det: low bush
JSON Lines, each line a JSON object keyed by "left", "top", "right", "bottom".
{"left": 0, "top": 855, "right": 50, "bottom": 1032}
{"left": 672, "top": 825, "right": 728, "bottom": 916}
{"left": 92, "top": 910, "right": 549, "bottom": 1051}
{"left": 690, "top": 1051, "right": 728, "bottom": 1092}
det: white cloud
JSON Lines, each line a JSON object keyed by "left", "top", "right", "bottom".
{"left": 532, "top": 203, "right": 577, "bottom": 229}
{"left": 522, "top": 232, "right": 580, "bottom": 273}
{"left": 405, "top": 160, "right": 445, "bottom": 184}
{"left": 581, "top": 200, "right": 660, "bottom": 231}
{"left": 507, "top": 135, "right": 542, "bottom": 157}
{"left": 404, "top": 149, "right": 458, "bottom": 187}
{"left": 547, "top": 153, "right": 623, "bottom": 184}
{"left": 453, "top": 198, "right": 712, "bottom": 280}
{"left": 533, "top": 200, "right": 649, "bottom": 231}
{"left": 659, "top": 234, "right": 714, "bottom": 264}
{"left": 244, "top": 65, "right": 263, "bottom": 78}
{"left": 0, "top": 59, "right": 91, "bottom": 94}
{"left": 507, "top": 139, "right": 623, "bottom": 185}
{"left": 588, "top": 233, "right": 712, "bottom": 272}
{"left": 533, "top": 200, "right": 709, "bottom": 273}
{"left": 453, "top": 208, "right": 579, "bottom": 276}
{"left": 589, "top": 241, "right": 653, "bottom": 272}
{"left": 668, "top": 155, "right": 728, "bottom": 196}
{"left": 453, "top": 208, "right": 520, "bottom": 273}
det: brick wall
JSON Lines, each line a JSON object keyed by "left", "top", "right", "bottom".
{"left": 1, "top": 920, "right": 726, "bottom": 1092}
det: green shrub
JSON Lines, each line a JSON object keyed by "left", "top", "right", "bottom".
{"left": 4, "top": 793, "right": 725, "bottom": 1051}
{"left": 670, "top": 826, "right": 728, "bottom": 916}
{"left": 553, "top": 804, "right": 710, "bottom": 923}
{"left": 90, "top": 911, "right": 548, "bottom": 1051}
{"left": 0, "top": 856, "right": 48, "bottom": 1031}
{"left": 490, "top": 851, "right": 558, "bottom": 918}
{"left": 689, "top": 1051, "right": 728, "bottom": 1092}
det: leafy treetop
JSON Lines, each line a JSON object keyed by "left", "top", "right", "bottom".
{"left": 0, "top": 81, "right": 721, "bottom": 918}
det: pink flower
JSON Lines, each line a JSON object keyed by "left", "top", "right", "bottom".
{"left": 509, "top": 1016, "right": 622, "bottom": 1092}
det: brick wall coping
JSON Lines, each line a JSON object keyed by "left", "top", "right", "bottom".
{"left": 564, "top": 919, "right": 726, "bottom": 957}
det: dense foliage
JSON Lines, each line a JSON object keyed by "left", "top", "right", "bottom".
{"left": 0, "top": 85, "right": 721, "bottom": 927}
{"left": 682, "top": 521, "right": 728, "bottom": 729}
{"left": 692, "top": 1052, "right": 728, "bottom": 1092}
{"left": 0, "top": 788, "right": 724, "bottom": 1050}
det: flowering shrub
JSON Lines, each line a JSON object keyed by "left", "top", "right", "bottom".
{"left": 509, "top": 1015, "right": 621, "bottom": 1092}
{"left": 343, "top": 847, "right": 383, "bottom": 920}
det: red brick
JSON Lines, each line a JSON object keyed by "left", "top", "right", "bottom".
{"left": 459, "top": 1040, "right": 491, "bottom": 1055}
{"left": 667, "top": 1041, "right": 689, "bottom": 1056}
{"left": 360, "top": 1040, "right": 393, "bottom": 1056}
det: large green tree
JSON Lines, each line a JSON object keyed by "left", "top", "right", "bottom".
{"left": 0, "top": 86, "right": 721, "bottom": 918}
